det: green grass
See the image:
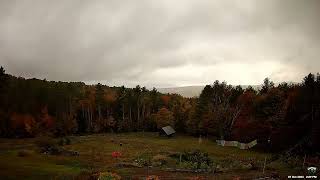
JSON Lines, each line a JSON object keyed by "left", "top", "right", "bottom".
{"left": 0, "top": 153, "right": 81, "bottom": 179}
{"left": 0, "top": 133, "right": 298, "bottom": 179}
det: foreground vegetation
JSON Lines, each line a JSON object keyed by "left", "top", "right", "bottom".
{"left": 0, "top": 133, "right": 302, "bottom": 179}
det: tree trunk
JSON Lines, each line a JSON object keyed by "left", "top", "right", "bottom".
{"left": 142, "top": 103, "right": 145, "bottom": 130}
{"left": 86, "top": 107, "right": 89, "bottom": 132}
{"left": 90, "top": 107, "right": 93, "bottom": 130}
{"left": 122, "top": 103, "right": 125, "bottom": 121}
{"left": 69, "top": 96, "right": 72, "bottom": 116}
{"left": 98, "top": 105, "right": 101, "bottom": 120}
{"left": 81, "top": 104, "right": 84, "bottom": 120}
{"left": 129, "top": 106, "right": 132, "bottom": 127}
{"left": 106, "top": 105, "right": 109, "bottom": 118}
{"left": 229, "top": 106, "right": 242, "bottom": 131}
{"left": 137, "top": 105, "right": 140, "bottom": 129}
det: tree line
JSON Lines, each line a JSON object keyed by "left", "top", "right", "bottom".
{"left": 0, "top": 66, "right": 319, "bottom": 152}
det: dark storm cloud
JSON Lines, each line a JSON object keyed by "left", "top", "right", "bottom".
{"left": 0, "top": 0, "right": 319, "bottom": 87}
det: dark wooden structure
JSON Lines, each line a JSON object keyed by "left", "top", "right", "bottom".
{"left": 159, "top": 126, "right": 176, "bottom": 137}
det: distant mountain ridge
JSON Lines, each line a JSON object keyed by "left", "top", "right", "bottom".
{"left": 158, "top": 86, "right": 205, "bottom": 98}
{"left": 158, "top": 85, "right": 262, "bottom": 97}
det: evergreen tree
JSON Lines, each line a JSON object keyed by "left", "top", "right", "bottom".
{"left": 260, "top": 78, "right": 274, "bottom": 94}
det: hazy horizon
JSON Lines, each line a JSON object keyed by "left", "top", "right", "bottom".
{"left": 1, "top": 72, "right": 296, "bottom": 89}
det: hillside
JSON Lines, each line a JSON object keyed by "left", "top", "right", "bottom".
{"left": 158, "top": 86, "right": 205, "bottom": 97}
{"left": 158, "top": 85, "right": 262, "bottom": 97}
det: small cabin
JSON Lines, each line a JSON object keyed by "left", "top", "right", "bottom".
{"left": 159, "top": 126, "right": 176, "bottom": 137}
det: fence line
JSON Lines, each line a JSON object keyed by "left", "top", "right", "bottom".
{"left": 216, "top": 139, "right": 257, "bottom": 149}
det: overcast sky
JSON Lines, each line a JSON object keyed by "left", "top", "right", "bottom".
{"left": 0, "top": 0, "right": 319, "bottom": 88}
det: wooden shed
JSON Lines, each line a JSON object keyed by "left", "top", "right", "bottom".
{"left": 159, "top": 126, "right": 176, "bottom": 137}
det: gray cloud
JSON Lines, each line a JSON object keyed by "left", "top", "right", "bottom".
{"left": 0, "top": 0, "right": 319, "bottom": 87}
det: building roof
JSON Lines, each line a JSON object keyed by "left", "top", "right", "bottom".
{"left": 161, "top": 126, "right": 176, "bottom": 136}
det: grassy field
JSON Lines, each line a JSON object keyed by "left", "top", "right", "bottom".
{"left": 0, "top": 133, "right": 300, "bottom": 179}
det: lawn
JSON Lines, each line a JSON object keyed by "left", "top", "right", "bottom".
{"left": 0, "top": 133, "right": 299, "bottom": 179}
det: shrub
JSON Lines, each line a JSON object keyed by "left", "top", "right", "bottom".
{"left": 152, "top": 154, "right": 168, "bottom": 166}
{"left": 65, "top": 137, "right": 71, "bottom": 145}
{"left": 34, "top": 136, "right": 65, "bottom": 155}
{"left": 111, "top": 151, "right": 122, "bottom": 158}
{"left": 58, "top": 137, "right": 71, "bottom": 146}
{"left": 98, "top": 172, "right": 121, "bottom": 180}
{"left": 280, "top": 154, "right": 303, "bottom": 168}
{"left": 58, "top": 138, "right": 64, "bottom": 146}
{"left": 180, "top": 161, "right": 198, "bottom": 170}
{"left": 174, "top": 150, "right": 213, "bottom": 170}
{"left": 35, "top": 136, "right": 57, "bottom": 149}
{"left": 135, "top": 152, "right": 152, "bottom": 166}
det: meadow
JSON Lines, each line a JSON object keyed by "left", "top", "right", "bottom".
{"left": 0, "top": 133, "right": 300, "bottom": 179}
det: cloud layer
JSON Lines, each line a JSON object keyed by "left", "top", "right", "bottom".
{"left": 0, "top": 0, "right": 319, "bottom": 87}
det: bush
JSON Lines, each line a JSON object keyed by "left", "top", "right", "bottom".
{"left": 37, "top": 140, "right": 78, "bottom": 156}
{"left": 58, "top": 137, "right": 71, "bottom": 146}
{"left": 98, "top": 172, "right": 121, "bottom": 180}
{"left": 152, "top": 154, "right": 168, "bottom": 166}
{"left": 35, "top": 136, "right": 57, "bottom": 149}
{"left": 173, "top": 150, "right": 213, "bottom": 170}
{"left": 180, "top": 161, "right": 198, "bottom": 170}
{"left": 34, "top": 136, "right": 66, "bottom": 155}
{"left": 280, "top": 154, "right": 303, "bottom": 168}
{"left": 66, "top": 137, "right": 71, "bottom": 145}
{"left": 135, "top": 152, "right": 152, "bottom": 166}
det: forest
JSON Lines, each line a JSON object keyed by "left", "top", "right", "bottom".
{"left": 0, "top": 66, "right": 319, "bottom": 153}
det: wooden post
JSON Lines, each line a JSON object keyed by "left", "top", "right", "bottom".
{"left": 303, "top": 154, "right": 306, "bottom": 169}
{"left": 262, "top": 156, "right": 267, "bottom": 174}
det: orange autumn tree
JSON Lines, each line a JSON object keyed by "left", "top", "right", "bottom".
{"left": 161, "top": 95, "right": 171, "bottom": 107}
{"left": 154, "top": 107, "right": 174, "bottom": 129}
{"left": 38, "top": 106, "right": 54, "bottom": 130}
{"left": 10, "top": 113, "right": 36, "bottom": 137}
